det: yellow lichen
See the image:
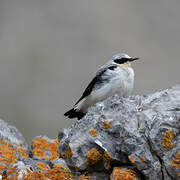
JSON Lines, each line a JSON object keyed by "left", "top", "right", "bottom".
{"left": 89, "top": 128, "right": 97, "bottom": 137}
{"left": 103, "top": 151, "right": 112, "bottom": 170}
{"left": 35, "top": 162, "right": 50, "bottom": 171}
{"left": 110, "top": 167, "right": 137, "bottom": 180}
{"left": 60, "top": 145, "right": 73, "bottom": 159}
{"left": 32, "top": 137, "right": 59, "bottom": 161}
{"left": 87, "top": 148, "right": 102, "bottom": 165}
{"left": 171, "top": 150, "right": 180, "bottom": 168}
{"left": 161, "top": 130, "right": 176, "bottom": 150}
{"left": 16, "top": 146, "right": 29, "bottom": 159}
{"left": 103, "top": 121, "right": 112, "bottom": 129}
{"left": 140, "top": 156, "right": 146, "bottom": 163}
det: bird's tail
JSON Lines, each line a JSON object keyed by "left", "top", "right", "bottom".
{"left": 64, "top": 108, "right": 85, "bottom": 120}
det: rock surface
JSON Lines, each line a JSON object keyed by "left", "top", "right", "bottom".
{"left": 0, "top": 121, "right": 74, "bottom": 179}
{"left": 59, "top": 85, "right": 180, "bottom": 180}
{"left": 0, "top": 85, "right": 180, "bottom": 179}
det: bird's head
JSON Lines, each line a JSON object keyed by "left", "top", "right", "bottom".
{"left": 111, "top": 53, "right": 139, "bottom": 67}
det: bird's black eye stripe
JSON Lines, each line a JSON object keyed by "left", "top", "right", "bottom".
{"left": 108, "top": 66, "right": 117, "bottom": 70}
{"left": 114, "top": 58, "right": 129, "bottom": 64}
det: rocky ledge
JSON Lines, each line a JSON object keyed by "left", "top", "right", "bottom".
{"left": 0, "top": 85, "right": 180, "bottom": 179}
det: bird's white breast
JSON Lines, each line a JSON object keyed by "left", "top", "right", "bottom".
{"left": 76, "top": 66, "right": 134, "bottom": 112}
{"left": 111, "top": 65, "right": 134, "bottom": 96}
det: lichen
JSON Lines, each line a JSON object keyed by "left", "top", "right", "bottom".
{"left": 171, "top": 150, "right": 180, "bottom": 168}
{"left": 1, "top": 165, "right": 75, "bottom": 180}
{"left": 79, "top": 174, "right": 93, "bottom": 180}
{"left": 60, "top": 145, "right": 73, "bottom": 159}
{"left": 140, "top": 156, "right": 146, "bottom": 163}
{"left": 110, "top": 167, "right": 137, "bottom": 180}
{"left": 16, "top": 146, "right": 29, "bottom": 159}
{"left": 103, "top": 151, "right": 112, "bottom": 170}
{"left": 0, "top": 165, "right": 19, "bottom": 179}
{"left": 161, "top": 129, "right": 176, "bottom": 150}
{"left": 103, "top": 121, "right": 112, "bottom": 129}
{"left": 87, "top": 148, "right": 102, "bottom": 165}
{"left": 128, "top": 156, "right": 135, "bottom": 165}
{"left": 35, "top": 162, "right": 50, "bottom": 171}
{"left": 32, "top": 137, "right": 59, "bottom": 161}
{"left": 0, "top": 140, "right": 16, "bottom": 165}
{"left": 89, "top": 128, "right": 97, "bottom": 137}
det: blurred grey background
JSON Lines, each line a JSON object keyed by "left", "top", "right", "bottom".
{"left": 0, "top": 0, "right": 179, "bottom": 143}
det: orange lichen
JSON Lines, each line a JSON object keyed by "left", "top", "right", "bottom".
{"left": 103, "top": 151, "right": 112, "bottom": 170}
{"left": 1, "top": 165, "right": 18, "bottom": 180}
{"left": 22, "top": 167, "right": 75, "bottom": 180}
{"left": 60, "top": 145, "right": 73, "bottom": 159}
{"left": 32, "top": 137, "right": 59, "bottom": 161}
{"left": 35, "top": 162, "right": 50, "bottom": 171}
{"left": 161, "top": 130, "right": 176, "bottom": 150}
{"left": 1, "top": 166, "right": 75, "bottom": 180}
{"left": 0, "top": 140, "right": 16, "bottom": 165}
{"left": 53, "top": 164, "right": 64, "bottom": 168}
{"left": 0, "top": 162, "right": 7, "bottom": 172}
{"left": 110, "top": 167, "right": 137, "bottom": 180}
{"left": 103, "top": 121, "right": 112, "bottom": 129}
{"left": 16, "top": 146, "right": 29, "bottom": 159}
{"left": 171, "top": 150, "right": 180, "bottom": 168}
{"left": 128, "top": 156, "right": 135, "bottom": 165}
{"left": 89, "top": 128, "right": 97, "bottom": 137}
{"left": 79, "top": 174, "right": 93, "bottom": 180}
{"left": 87, "top": 148, "right": 102, "bottom": 165}
{"left": 140, "top": 156, "right": 146, "bottom": 163}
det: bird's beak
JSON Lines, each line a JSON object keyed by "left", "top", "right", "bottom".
{"left": 129, "top": 57, "right": 139, "bottom": 62}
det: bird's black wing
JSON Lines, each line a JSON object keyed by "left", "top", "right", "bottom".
{"left": 75, "top": 65, "right": 117, "bottom": 105}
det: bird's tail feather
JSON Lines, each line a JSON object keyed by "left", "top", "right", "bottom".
{"left": 64, "top": 108, "right": 85, "bottom": 120}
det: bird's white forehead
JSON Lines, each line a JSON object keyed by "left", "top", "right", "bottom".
{"left": 112, "top": 53, "right": 131, "bottom": 60}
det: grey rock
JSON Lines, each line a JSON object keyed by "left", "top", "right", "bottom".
{"left": 59, "top": 85, "right": 180, "bottom": 180}
{"left": 0, "top": 119, "right": 28, "bottom": 149}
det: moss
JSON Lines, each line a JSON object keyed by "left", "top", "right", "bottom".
{"left": 110, "top": 167, "right": 137, "bottom": 180}
{"left": 89, "top": 128, "right": 97, "bottom": 137}
{"left": 32, "top": 137, "right": 59, "bottom": 161}
{"left": 171, "top": 150, "right": 180, "bottom": 168}
{"left": 161, "top": 130, "right": 176, "bottom": 150}
{"left": 87, "top": 148, "right": 102, "bottom": 165}
{"left": 103, "top": 121, "right": 112, "bottom": 129}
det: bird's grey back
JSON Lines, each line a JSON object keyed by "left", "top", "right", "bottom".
{"left": 96, "top": 53, "right": 128, "bottom": 75}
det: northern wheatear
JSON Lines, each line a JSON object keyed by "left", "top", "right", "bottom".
{"left": 64, "top": 53, "right": 139, "bottom": 119}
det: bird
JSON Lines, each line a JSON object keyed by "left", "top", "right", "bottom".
{"left": 64, "top": 53, "right": 139, "bottom": 120}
